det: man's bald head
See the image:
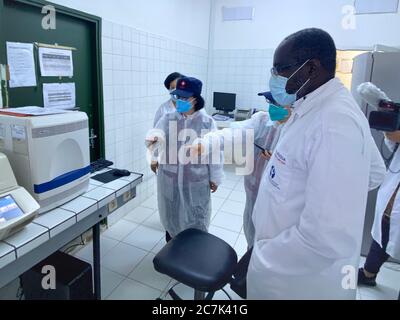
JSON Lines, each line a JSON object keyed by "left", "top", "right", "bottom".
{"left": 277, "top": 28, "right": 337, "bottom": 77}
{"left": 272, "top": 28, "right": 337, "bottom": 99}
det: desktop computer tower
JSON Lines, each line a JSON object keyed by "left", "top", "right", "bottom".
{"left": 20, "top": 251, "right": 94, "bottom": 300}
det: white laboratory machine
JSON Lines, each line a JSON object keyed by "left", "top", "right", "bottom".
{"left": 0, "top": 111, "right": 90, "bottom": 214}
{"left": 0, "top": 153, "right": 39, "bottom": 240}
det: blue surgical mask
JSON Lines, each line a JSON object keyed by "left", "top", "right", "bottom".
{"left": 269, "top": 59, "right": 311, "bottom": 106}
{"left": 268, "top": 104, "right": 289, "bottom": 122}
{"left": 176, "top": 99, "right": 192, "bottom": 113}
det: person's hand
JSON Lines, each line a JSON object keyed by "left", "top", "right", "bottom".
{"left": 145, "top": 136, "right": 158, "bottom": 147}
{"left": 185, "top": 141, "right": 205, "bottom": 157}
{"left": 210, "top": 181, "right": 218, "bottom": 193}
{"left": 191, "top": 143, "right": 205, "bottom": 157}
{"left": 151, "top": 161, "right": 159, "bottom": 174}
{"left": 385, "top": 131, "right": 400, "bottom": 144}
{"left": 278, "top": 106, "right": 292, "bottom": 124}
{"left": 261, "top": 150, "right": 273, "bottom": 161}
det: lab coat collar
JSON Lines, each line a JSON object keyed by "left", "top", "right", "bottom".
{"left": 292, "top": 78, "right": 344, "bottom": 118}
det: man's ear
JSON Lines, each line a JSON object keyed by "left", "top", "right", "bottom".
{"left": 308, "top": 59, "right": 321, "bottom": 79}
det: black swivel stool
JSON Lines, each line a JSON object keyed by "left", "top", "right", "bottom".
{"left": 153, "top": 228, "right": 238, "bottom": 300}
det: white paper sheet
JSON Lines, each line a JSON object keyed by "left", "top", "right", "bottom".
{"left": 39, "top": 47, "right": 73, "bottom": 77}
{"left": 43, "top": 83, "right": 76, "bottom": 109}
{"left": 6, "top": 42, "right": 37, "bottom": 88}
{"left": 0, "top": 106, "right": 72, "bottom": 116}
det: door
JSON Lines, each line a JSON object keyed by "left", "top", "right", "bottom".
{"left": 0, "top": 0, "right": 104, "bottom": 161}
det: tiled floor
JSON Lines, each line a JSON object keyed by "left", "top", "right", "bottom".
{"left": 73, "top": 167, "right": 400, "bottom": 300}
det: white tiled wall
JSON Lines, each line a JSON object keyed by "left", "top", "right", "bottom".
{"left": 101, "top": 20, "right": 209, "bottom": 210}
{"left": 206, "top": 49, "right": 275, "bottom": 113}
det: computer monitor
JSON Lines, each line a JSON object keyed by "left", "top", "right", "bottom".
{"left": 213, "top": 92, "right": 236, "bottom": 114}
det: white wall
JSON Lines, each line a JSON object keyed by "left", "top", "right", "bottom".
{"left": 51, "top": 0, "right": 212, "bottom": 49}
{"left": 211, "top": 0, "right": 400, "bottom": 50}
{"left": 207, "top": 0, "right": 400, "bottom": 111}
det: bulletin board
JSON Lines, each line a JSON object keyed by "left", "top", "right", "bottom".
{"left": 0, "top": 0, "right": 105, "bottom": 161}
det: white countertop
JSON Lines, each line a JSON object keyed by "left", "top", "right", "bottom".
{"left": 0, "top": 171, "right": 142, "bottom": 269}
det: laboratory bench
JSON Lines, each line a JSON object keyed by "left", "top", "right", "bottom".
{"left": 0, "top": 169, "right": 143, "bottom": 300}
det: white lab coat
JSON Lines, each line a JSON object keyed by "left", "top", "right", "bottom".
{"left": 247, "top": 78, "right": 386, "bottom": 300}
{"left": 148, "top": 109, "right": 224, "bottom": 237}
{"left": 154, "top": 99, "right": 175, "bottom": 127}
{"left": 372, "top": 139, "right": 400, "bottom": 260}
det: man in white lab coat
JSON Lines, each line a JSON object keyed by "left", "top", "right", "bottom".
{"left": 247, "top": 28, "right": 386, "bottom": 300}
{"left": 359, "top": 131, "right": 400, "bottom": 286}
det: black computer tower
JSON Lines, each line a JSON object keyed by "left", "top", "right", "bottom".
{"left": 20, "top": 251, "right": 94, "bottom": 300}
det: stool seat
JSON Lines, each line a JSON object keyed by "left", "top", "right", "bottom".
{"left": 153, "top": 229, "right": 238, "bottom": 293}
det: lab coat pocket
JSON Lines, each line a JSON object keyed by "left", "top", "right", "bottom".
{"left": 190, "top": 181, "right": 211, "bottom": 207}
{"left": 189, "top": 181, "right": 211, "bottom": 230}
{"left": 159, "top": 170, "right": 176, "bottom": 201}
{"left": 163, "top": 164, "right": 178, "bottom": 174}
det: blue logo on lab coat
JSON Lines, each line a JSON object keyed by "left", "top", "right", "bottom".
{"left": 270, "top": 166, "right": 276, "bottom": 179}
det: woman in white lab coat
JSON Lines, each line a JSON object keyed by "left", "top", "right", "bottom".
{"left": 151, "top": 72, "right": 184, "bottom": 176}
{"left": 146, "top": 77, "right": 224, "bottom": 240}
{"left": 359, "top": 132, "right": 400, "bottom": 286}
{"left": 153, "top": 72, "right": 183, "bottom": 127}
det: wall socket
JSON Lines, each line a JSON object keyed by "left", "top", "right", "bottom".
{"left": 123, "top": 190, "right": 132, "bottom": 203}
{"left": 108, "top": 199, "right": 118, "bottom": 213}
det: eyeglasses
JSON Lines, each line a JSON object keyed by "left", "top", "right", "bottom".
{"left": 270, "top": 62, "right": 304, "bottom": 76}
{"left": 171, "top": 94, "right": 191, "bottom": 101}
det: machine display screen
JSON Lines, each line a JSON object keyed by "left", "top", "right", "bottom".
{"left": 0, "top": 195, "right": 24, "bottom": 224}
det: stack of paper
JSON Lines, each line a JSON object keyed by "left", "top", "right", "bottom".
{"left": 0, "top": 106, "right": 73, "bottom": 117}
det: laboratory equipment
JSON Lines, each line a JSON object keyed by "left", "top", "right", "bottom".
{"left": 0, "top": 152, "right": 39, "bottom": 240}
{"left": 0, "top": 111, "right": 90, "bottom": 214}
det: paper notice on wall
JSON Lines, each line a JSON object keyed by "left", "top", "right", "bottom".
{"left": 39, "top": 47, "right": 74, "bottom": 77}
{"left": 43, "top": 83, "right": 76, "bottom": 109}
{"left": 6, "top": 42, "right": 37, "bottom": 88}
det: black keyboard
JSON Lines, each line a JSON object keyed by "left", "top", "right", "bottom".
{"left": 90, "top": 159, "right": 114, "bottom": 173}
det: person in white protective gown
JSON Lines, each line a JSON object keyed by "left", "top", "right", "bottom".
{"left": 153, "top": 72, "right": 184, "bottom": 127}
{"left": 246, "top": 28, "right": 386, "bottom": 300}
{"left": 146, "top": 77, "right": 224, "bottom": 240}
{"left": 151, "top": 72, "right": 184, "bottom": 175}
{"left": 197, "top": 104, "right": 291, "bottom": 249}
{"left": 358, "top": 130, "right": 400, "bottom": 287}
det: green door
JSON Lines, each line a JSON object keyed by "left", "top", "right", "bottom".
{"left": 0, "top": 0, "right": 104, "bottom": 161}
